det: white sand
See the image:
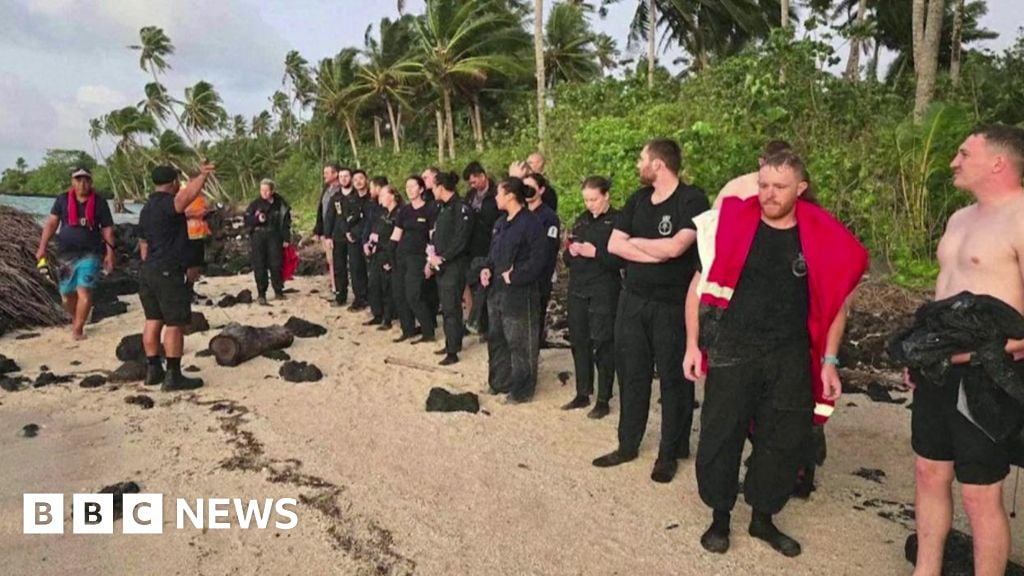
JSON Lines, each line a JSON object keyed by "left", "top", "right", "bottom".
{"left": 1, "top": 274, "right": 1021, "bottom": 575}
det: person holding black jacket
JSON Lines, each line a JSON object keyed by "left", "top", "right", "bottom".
{"left": 562, "top": 176, "right": 622, "bottom": 419}
{"left": 365, "top": 184, "right": 402, "bottom": 329}
{"left": 481, "top": 177, "right": 548, "bottom": 404}
{"left": 523, "top": 173, "right": 561, "bottom": 348}
{"left": 464, "top": 161, "right": 501, "bottom": 336}
{"left": 244, "top": 179, "right": 292, "bottom": 306}
{"left": 391, "top": 176, "right": 438, "bottom": 343}
{"left": 428, "top": 171, "right": 474, "bottom": 365}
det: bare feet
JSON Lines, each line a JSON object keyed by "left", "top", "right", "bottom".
{"left": 71, "top": 331, "right": 87, "bottom": 341}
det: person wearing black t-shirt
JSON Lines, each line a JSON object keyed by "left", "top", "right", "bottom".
{"left": 481, "top": 178, "right": 548, "bottom": 403}
{"left": 323, "top": 167, "right": 354, "bottom": 306}
{"left": 35, "top": 167, "right": 115, "bottom": 340}
{"left": 562, "top": 176, "right": 623, "bottom": 419}
{"left": 391, "top": 176, "right": 438, "bottom": 343}
{"left": 464, "top": 162, "right": 501, "bottom": 337}
{"left": 344, "top": 169, "right": 371, "bottom": 311}
{"left": 427, "top": 171, "right": 474, "bottom": 365}
{"left": 592, "top": 138, "right": 710, "bottom": 484}
{"left": 137, "top": 163, "right": 214, "bottom": 392}
{"left": 366, "top": 185, "right": 402, "bottom": 330}
{"left": 244, "top": 178, "right": 292, "bottom": 305}
{"left": 523, "top": 173, "right": 561, "bottom": 348}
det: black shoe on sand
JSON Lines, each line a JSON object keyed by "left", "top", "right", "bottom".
{"left": 162, "top": 371, "right": 204, "bottom": 392}
{"left": 592, "top": 450, "right": 638, "bottom": 468}
{"left": 651, "top": 458, "right": 678, "bottom": 483}
{"left": 561, "top": 395, "right": 590, "bottom": 410}
{"left": 700, "top": 511, "right": 731, "bottom": 554}
{"left": 144, "top": 364, "right": 165, "bottom": 386}
{"left": 587, "top": 401, "right": 610, "bottom": 419}
{"left": 749, "top": 513, "right": 801, "bottom": 557}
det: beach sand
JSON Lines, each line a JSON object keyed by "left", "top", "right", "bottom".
{"left": 1, "top": 274, "right": 1021, "bottom": 575}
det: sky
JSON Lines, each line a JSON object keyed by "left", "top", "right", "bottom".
{"left": 0, "top": 0, "right": 1020, "bottom": 172}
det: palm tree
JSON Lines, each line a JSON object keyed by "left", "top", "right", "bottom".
{"left": 138, "top": 82, "right": 176, "bottom": 127}
{"left": 251, "top": 111, "right": 272, "bottom": 138}
{"left": 181, "top": 81, "right": 228, "bottom": 141}
{"left": 912, "top": 0, "right": 944, "bottom": 121}
{"left": 593, "top": 33, "right": 621, "bottom": 74}
{"left": 545, "top": 2, "right": 601, "bottom": 88}
{"left": 88, "top": 116, "right": 123, "bottom": 206}
{"left": 282, "top": 50, "right": 315, "bottom": 121}
{"left": 104, "top": 107, "right": 158, "bottom": 198}
{"left": 412, "top": 0, "right": 528, "bottom": 159}
{"left": 130, "top": 26, "right": 174, "bottom": 84}
{"left": 535, "top": 0, "right": 546, "bottom": 151}
{"left": 315, "top": 49, "right": 363, "bottom": 164}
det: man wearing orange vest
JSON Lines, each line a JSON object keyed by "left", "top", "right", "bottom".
{"left": 184, "top": 193, "right": 212, "bottom": 301}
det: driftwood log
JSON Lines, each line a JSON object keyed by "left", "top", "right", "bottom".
{"left": 208, "top": 323, "right": 293, "bottom": 367}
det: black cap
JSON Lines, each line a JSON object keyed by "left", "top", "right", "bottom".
{"left": 70, "top": 167, "right": 92, "bottom": 179}
{"left": 151, "top": 165, "right": 179, "bottom": 185}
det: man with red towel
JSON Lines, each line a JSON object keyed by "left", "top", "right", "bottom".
{"left": 35, "top": 167, "right": 116, "bottom": 340}
{"left": 683, "top": 150, "right": 868, "bottom": 557}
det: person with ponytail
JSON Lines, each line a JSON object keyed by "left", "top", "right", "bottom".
{"left": 35, "top": 167, "right": 115, "bottom": 340}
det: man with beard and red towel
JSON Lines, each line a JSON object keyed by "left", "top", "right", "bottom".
{"left": 36, "top": 167, "right": 116, "bottom": 340}
{"left": 683, "top": 150, "right": 868, "bottom": 557}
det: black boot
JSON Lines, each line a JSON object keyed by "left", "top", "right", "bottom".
{"left": 749, "top": 511, "right": 801, "bottom": 557}
{"left": 700, "top": 510, "right": 731, "bottom": 554}
{"left": 650, "top": 457, "right": 679, "bottom": 483}
{"left": 144, "top": 364, "right": 165, "bottom": 386}
{"left": 162, "top": 369, "right": 204, "bottom": 392}
{"left": 587, "top": 401, "right": 610, "bottom": 419}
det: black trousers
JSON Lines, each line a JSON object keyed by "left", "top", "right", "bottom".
{"left": 347, "top": 239, "right": 368, "bottom": 303}
{"left": 539, "top": 280, "right": 552, "bottom": 344}
{"left": 251, "top": 232, "right": 283, "bottom": 297}
{"left": 394, "top": 253, "right": 435, "bottom": 338}
{"left": 467, "top": 256, "right": 489, "bottom": 334}
{"left": 367, "top": 252, "right": 393, "bottom": 322}
{"left": 437, "top": 258, "right": 468, "bottom": 355}
{"left": 568, "top": 285, "right": 618, "bottom": 403}
{"left": 696, "top": 344, "right": 813, "bottom": 515}
{"left": 614, "top": 289, "right": 693, "bottom": 460}
{"left": 487, "top": 283, "right": 540, "bottom": 400}
{"left": 331, "top": 237, "right": 349, "bottom": 302}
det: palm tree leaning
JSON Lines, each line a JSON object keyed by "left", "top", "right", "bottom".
{"left": 88, "top": 117, "right": 125, "bottom": 208}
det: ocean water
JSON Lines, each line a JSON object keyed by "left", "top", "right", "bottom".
{"left": 0, "top": 194, "right": 143, "bottom": 224}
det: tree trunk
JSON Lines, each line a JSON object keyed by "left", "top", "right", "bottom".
{"left": 344, "top": 117, "right": 360, "bottom": 166}
{"left": 647, "top": 0, "right": 656, "bottom": 89}
{"left": 845, "top": 0, "right": 868, "bottom": 81}
{"left": 867, "top": 39, "right": 881, "bottom": 82}
{"left": 912, "top": 0, "right": 945, "bottom": 121}
{"left": 435, "top": 108, "right": 445, "bottom": 165}
{"left": 781, "top": 0, "right": 790, "bottom": 29}
{"left": 209, "top": 323, "right": 294, "bottom": 367}
{"left": 472, "top": 97, "right": 484, "bottom": 152}
{"left": 950, "top": 0, "right": 964, "bottom": 86}
{"left": 386, "top": 99, "right": 401, "bottom": 153}
{"left": 373, "top": 116, "right": 383, "bottom": 148}
{"left": 535, "top": 0, "right": 546, "bottom": 151}
{"left": 443, "top": 88, "right": 455, "bottom": 160}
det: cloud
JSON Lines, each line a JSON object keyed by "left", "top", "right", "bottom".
{"left": 76, "top": 85, "right": 129, "bottom": 108}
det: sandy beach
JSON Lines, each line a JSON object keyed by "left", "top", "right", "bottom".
{"left": 2, "top": 274, "right": 1022, "bottom": 575}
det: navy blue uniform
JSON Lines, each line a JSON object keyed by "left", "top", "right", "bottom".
{"left": 484, "top": 209, "right": 547, "bottom": 401}
{"left": 394, "top": 201, "right": 438, "bottom": 338}
{"left": 531, "top": 202, "right": 561, "bottom": 345}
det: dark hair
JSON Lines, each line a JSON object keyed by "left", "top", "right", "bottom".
{"left": 406, "top": 175, "right": 426, "bottom": 191}
{"left": 498, "top": 177, "right": 528, "bottom": 206}
{"left": 524, "top": 172, "right": 547, "bottom": 191}
{"left": 380, "top": 184, "right": 404, "bottom": 207}
{"left": 462, "top": 161, "right": 486, "bottom": 180}
{"left": 761, "top": 150, "right": 817, "bottom": 204}
{"left": 352, "top": 169, "right": 367, "bottom": 178}
{"left": 324, "top": 161, "right": 342, "bottom": 171}
{"left": 436, "top": 171, "right": 459, "bottom": 191}
{"left": 424, "top": 166, "right": 441, "bottom": 178}
{"left": 582, "top": 175, "right": 611, "bottom": 194}
{"left": 761, "top": 140, "right": 793, "bottom": 158}
{"left": 971, "top": 124, "right": 1024, "bottom": 175}
{"left": 338, "top": 166, "right": 353, "bottom": 176}
{"left": 371, "top": 176, "right": 389, "bottom": 188}
{"left": 644, "top": 138, "right": 682, "bottom": 174}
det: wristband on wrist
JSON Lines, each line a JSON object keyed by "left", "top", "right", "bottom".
{"left": 822, "top": 355, "right": 840, "bottom": 367}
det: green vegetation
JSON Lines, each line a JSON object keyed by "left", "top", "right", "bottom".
{"left": 2, "top": 0, "right": 1020, "bottom": 286}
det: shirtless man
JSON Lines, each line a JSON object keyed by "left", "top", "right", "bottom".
{"left": 713, "top": 140, "right": 792, "bottom": 209}
{"left": 911, "top": 125, "right": 1024, "bottom": 576}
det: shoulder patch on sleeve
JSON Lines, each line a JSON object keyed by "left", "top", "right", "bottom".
{"left": 547, "top": 226, "right": 558, "bottom": 239}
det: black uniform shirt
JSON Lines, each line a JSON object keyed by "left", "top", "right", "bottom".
{"left": 531, "top": 202, "right": 561, "bottom": 287}
{"left": 485, "top": 209, "right": 547, "bottom": 287}
{"left": 565, "top": 207, "right": 622, "bottom": 292}
{"left": 139, "top": 192, "right": 189, "bottom": 271}
{"left": 396, "top": 201, "right": 438, "bottom": 256}
{"left": 615, "top": 183, "right": 709, "bottom": 304}
{"left": 432, "top": 194, "right": 474, "bottom": 263}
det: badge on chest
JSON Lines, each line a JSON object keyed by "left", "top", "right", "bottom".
{"left": 658, "top": 214, "right": 673, "bottom": 236}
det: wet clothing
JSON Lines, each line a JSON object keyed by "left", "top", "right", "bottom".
{"left": 432, "top": 194, "right": 474, "bottom": 355}
{"left": 613, "top": 184, "right": 708, "bottom": 460}
{"left": 615, "top": 184, "right": 707, "bottom": 304}
{"left": 368, "top": 207, "right": 398, "bottom": 323}
{"left": 394, "top": 201, "right": 438, "bottom": 337}
{"left": 697, "top": 343, "right": 814, "bottom": 514}
{"left": 245, "top": 194, "right": 291, "bottom": 298}
{"left": 485, "top": 209, "right": 547, "bottom": 400}
{"left": 50, "top": 191, "right": 113, "bottom": 258}
{"left": 57, "top": 255, "right": 101, "bottom": 296}
{"left": 565, "top": 207, "right": 622, "bottom": 401}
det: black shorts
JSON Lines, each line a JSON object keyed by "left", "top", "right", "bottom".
{"left": 138, "top": 266, "right": 192, "bottom": 326}
{"left": 911, "top": 365, "right": 1013, "bottom": 485}
{"left": 187, "top": 239, "right": 206, "bottom": 269}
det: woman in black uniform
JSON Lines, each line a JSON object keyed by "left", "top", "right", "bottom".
{"left": 561, "top": 176, "right": 622, "bottom": 419}
{"left": 390, "top": 176, "right": 438, "bottom": 343}
{"left": 365, "top": 184, "right": 401, "bottom": 329}
{"left": 481, "top": 178, "right": 548, "bottom": 404}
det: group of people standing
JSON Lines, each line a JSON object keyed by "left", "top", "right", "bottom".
{"left": 35, "top": 123, "right": 1024, "bottom": 573}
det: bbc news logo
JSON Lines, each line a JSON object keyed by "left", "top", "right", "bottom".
{"left": 23, "top": 494, "right": 298, "bottom": 534}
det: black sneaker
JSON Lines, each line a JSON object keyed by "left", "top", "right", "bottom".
{"left": 144, "top": 364, "right": 165, "bottom": 386}
{"left": 377, "top": 322, "right": 393, "bottom": 331}
{"left": 651, "top": 458, "right": 678, "bottom": 483}
{"left": 162, "top": 371, "right": 204, "bottom": 392}
{"left": 587, "top": 401, "right": 610, "bottom": 419}
{"left": 592, "top": 450, "right": 638, "bottom": 468}
{"left": 439, "top": 354, "right": 459, "bottom": 366}
{"left": 393, "top": 333, "right": 414, "bottom": 343}
{"left": 411, "top": 335, "right": 436, "bottom": 345}
{"left": 561, "top": 395, "right": 590, "bottom": 410}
